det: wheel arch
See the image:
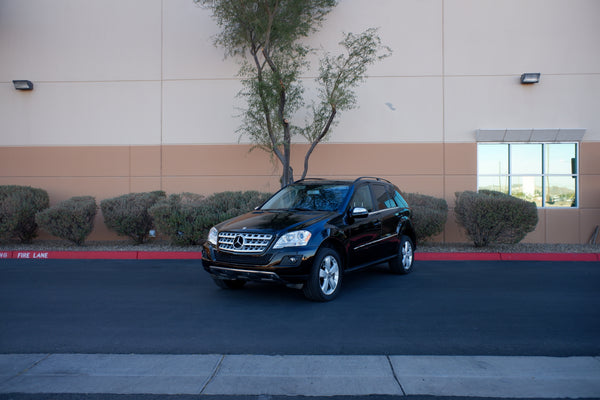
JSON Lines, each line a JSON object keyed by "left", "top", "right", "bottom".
{"left": 318, "top": 237, "right": 347, "bottom": 271}
{"left": 398, "top": 219, "right": 417, "bottom": 250}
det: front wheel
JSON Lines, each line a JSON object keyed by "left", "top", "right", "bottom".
{"left": 303, "top": 247, "right": 343, "bottom": 302}
{"left": 389, "top": 235, "right": 414, "bottom": 274}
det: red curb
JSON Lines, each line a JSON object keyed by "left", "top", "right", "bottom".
{"left": 1, "top": 250, "right": 598, "bottom": 261}
{"left": 137, "top": 251, "right": 202, "bottom": 260}
{"left": 0, "top": 250, "right": 202, "bottom": 260}
{"left": 500, "top": 253, "right": 600, "bottom": 262}
{"left": 7, "top": 250, "right": 139, "bottom": 260}
{"left": 416, "top": 252, "right": 501, "bottom": 261}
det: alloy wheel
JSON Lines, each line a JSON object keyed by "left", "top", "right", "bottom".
{"left": 318, "top": 255, "right": 339, "bottom": 295}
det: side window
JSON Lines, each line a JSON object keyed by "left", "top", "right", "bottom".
{"left": 350, "top": 185, "right": 374, "bottom": 212}
{"left": 393, "top": 190, "right": 409, "bottom": 208}
{"left": 372, "top": 184, "right": 394, "bottom": 210}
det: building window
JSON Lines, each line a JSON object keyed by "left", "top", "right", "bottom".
{"left": 477, "top": 143, "right": 578, "bottom": 208}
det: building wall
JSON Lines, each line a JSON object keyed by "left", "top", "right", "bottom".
{"left": 1, "top": 0, "right": 599, "bottom": 243}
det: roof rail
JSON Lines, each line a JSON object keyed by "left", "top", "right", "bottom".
{"left": 293, "top": 177, "right": 328, "bottom": 184}
{"left": 353, "top": 176, "right": 392, "bottom": 184}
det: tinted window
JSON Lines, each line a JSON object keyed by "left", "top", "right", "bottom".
{"left": 393, "top": 190, "right": 409, "bottom": 208}
{"left": 261, "top": 184, "right": 350, "bottom": 211}
{"left": 349, "top": 185, "right": 374, "bottom": 212}
{"left": 372, "top": 184, "right": 394, "bottom": 210}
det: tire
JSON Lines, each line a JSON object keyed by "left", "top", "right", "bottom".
{"left": 212, "top": 277, "right": 246, "bottom": 290}
{"left": 389, "top": 235, "right": 414, "bottom": 275}
{"left": 303, "top": 247, "right": 343, "bottom": 302}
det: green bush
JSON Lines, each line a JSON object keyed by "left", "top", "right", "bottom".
{"left": 149, "top": 193, "right": 206, "bottom": 246}
{"left": 0, "top": 185, "right": 49, "bottom": 243}
{"left": 454, "top": 190, "right": 538, "bottom": 247}
{"left": 36, "top": 196, "right": 97, "bottom": 245}
{"left": 201, "top": 190, "right": 272, "bottom": 221}
{"left": 402, "top": 192, "right": 448, "bottom": 242}
{"left": 100, "top": 191, "right": 166, "bottom": 244}
{"left": 150, "top": 191, "right": 272, "bottom": 245}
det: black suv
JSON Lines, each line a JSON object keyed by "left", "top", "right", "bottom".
{"left": 202, "top": 177, "right": 416, "bottom": 301}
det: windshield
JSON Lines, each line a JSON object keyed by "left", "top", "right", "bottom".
{"left": 261, "top": 184, "right": 350, "bottom": 212}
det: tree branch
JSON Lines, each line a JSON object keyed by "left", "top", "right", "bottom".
{"left": 250, "top": 34, "right": 285, "bottom": 165}
{"left": 301, "top": 105, "right": 336, "bottom": 180}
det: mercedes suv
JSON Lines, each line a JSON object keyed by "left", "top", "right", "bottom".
{"left": 202, "top": 177, "right": 416, "bottom": 301}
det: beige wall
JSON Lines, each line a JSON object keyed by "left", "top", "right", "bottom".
{"left": 1, "top": 142, "right": 598, "bottom": 243}
{"left": 3, "top": 0, "right": 599, "bottom": 146}
{"left": 1, "top": 0, "right": 599, "bottom": 243}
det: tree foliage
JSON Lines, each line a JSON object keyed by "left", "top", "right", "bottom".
{"left": 196, "top": 0, "right": 390, "bottom": 186}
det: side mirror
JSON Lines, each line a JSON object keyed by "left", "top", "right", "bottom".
{"left": 350, "top": 207, "right": 369, "bottom": 218}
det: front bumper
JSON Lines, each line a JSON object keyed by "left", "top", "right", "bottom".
{"left": 202, "top": 243, "right": 318, "bottom": 284}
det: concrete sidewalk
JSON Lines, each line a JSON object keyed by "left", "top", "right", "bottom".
{"left": 1, "top": 354, "right": 599, "bottom": 398}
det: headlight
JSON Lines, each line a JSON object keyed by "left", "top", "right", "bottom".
{"left": 208, "top": 227, "right": 218, "bottom": 246}
{"left": 273, "top": 230, "right": 312, "bottom": 249}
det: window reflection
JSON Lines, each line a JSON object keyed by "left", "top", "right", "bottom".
{"left": 478, "top": 144, "right": 508, "bottom": 175}
{"left": 372, "top": 184, "right": 392, "bottom": 210}
{"left": 478, "top": 176, "right": 509, "bottom": 194}
{"left": 477, "top": 143, "right": 578, "bottom": 208}
{"left": 350, "top": 185, "right": 374, "bottom": 212}
{"left": 546, "top": 143, "right": 577, "bottom": 175}
{"left": 546, "top": 176, "right": 577, "bottom": 207}
{"left": 510, "top": 176, "right": 543, "bottom": 207}
{"left": 394, "top": 191, "right": 409, "bottom": 208}
{"left": 511, "top": 144, "right": 542, "bottom": 175}
{"left": 262, "top": 184, "right": 350, "bottom": 211}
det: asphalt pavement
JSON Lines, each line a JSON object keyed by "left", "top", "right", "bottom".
{"left": 1, "top": 258, "right": 599, "bottom": 398}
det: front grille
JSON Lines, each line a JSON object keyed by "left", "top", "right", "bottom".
{"left": 218, "top": 232, "right": 273, "bottom": 254}
{"left": 214, "top": 251, "right": 271, "bottom": 265}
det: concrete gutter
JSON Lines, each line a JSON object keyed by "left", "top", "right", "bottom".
{"left": 1, "top": 354, "right": 600, "bottom": 397}
{"left": 1, "top": 250, "right": 599, "bottom": 261}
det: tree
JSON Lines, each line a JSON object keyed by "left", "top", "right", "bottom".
{"left": 195, "top": 0, "right": 391, "bottom": 186}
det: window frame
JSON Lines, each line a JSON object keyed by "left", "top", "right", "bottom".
{"left": 477, "top": 142, "right": 579, "bottom": 209}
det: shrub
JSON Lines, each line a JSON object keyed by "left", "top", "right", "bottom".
{"left": 200, "top": 190, "right": 272, "bottom": 222}
{"left": 100, "top": 191, "right": 166, "bottom": 244}
{"left": 149, "top": 193, "right": 206, "bottom": 246}
{"left": 150, "top": 191, "right": 272, "bottom": 245}
{"left": 36, "top": 196, "right": 97, "bottom": 245}
{"left": 402, "top": 192, "right": 448, "bottom": 242}
{"left": 454, "top": 190, "right": 538, "bottom": 247}
{"left": 0, "top": 185, "right": 49, "bottom": 243}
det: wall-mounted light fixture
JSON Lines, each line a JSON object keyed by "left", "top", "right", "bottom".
{"left": 13, "top": 80, "right": 34, "bottom": 90}
{"left": 520, "top": 73, "right": 540, "bottom": 84}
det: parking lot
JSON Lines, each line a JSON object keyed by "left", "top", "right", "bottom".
{"left": 1, "top": 259, "right": 599, "bottom": 356}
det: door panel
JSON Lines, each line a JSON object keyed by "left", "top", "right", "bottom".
{"left": 371, "top": 184, "right": 400, "bottom": 257}
{"left": 346, "top": 184, "right": 381, "bottom": 268}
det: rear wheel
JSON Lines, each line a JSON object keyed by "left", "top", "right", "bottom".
{"left": 212, "top": 277, "right": 246, "bottom": 289}
{"left": 389, "top": 235, "right": 414, "bottom": 274}
{"left": 303, "top": 247, "right": 342, "bottom": 302}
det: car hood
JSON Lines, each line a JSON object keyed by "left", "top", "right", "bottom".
{"left": 216, "top": 210, "right": 336, "bottom": 234}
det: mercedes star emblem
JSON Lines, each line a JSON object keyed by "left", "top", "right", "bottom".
{"left": 233, "top": 235, "right": 244, "bottom": 249}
